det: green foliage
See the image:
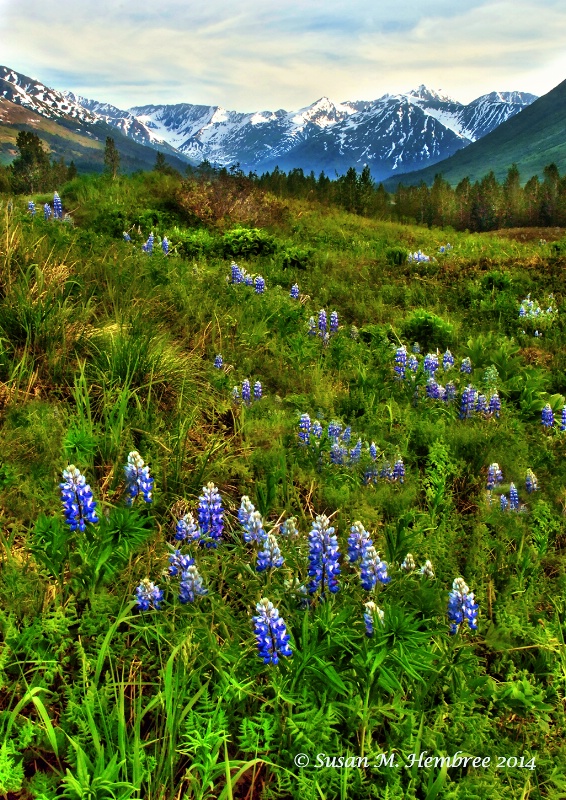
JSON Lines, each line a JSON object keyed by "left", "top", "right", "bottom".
{"left": 400, "top": 310, "right": 454, "bottom": 351}
{"left": 385, "top": 246, "right": 408, "bottom": 266}
{"left": 222, "top": 226, "right": 277, "bottom": 257}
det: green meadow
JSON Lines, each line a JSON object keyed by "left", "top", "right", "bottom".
{"left": 0, "top": 170, "right": 565, "bottom": 799}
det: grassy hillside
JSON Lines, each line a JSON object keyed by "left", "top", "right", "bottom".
{"left": 0, "top": 96, "right": 192, "bottom": 173}
{"left": 385, "top": 77, "right": 566, "bottom": 188}
{"left": 1, "top": 171, "right": 566, "bottom": 799}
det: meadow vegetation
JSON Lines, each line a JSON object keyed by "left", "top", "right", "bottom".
{"left": 0, "top": 169, "right": 565, "bottom": 799}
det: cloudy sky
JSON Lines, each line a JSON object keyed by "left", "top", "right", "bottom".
{"left": 1, "top": 0, "right": 566, "bottom": 111}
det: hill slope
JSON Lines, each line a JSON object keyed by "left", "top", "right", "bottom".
{"left": 384, "top": 77, "right": 566, "bottom": 188}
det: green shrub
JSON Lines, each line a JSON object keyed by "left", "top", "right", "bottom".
{"left": 401, "top": 309, "right": 454, "bottom": 351}
{"left": 280, "top": 245, "right": 314, "bottom": 270}
{"left": 222, "top": 226, "right": 277, "bottom": 257}
{"left": 385, "top": 245, "right": 408, "bottom": 266}
{"left": 481, "top": 270, "right": 512, "bottom": 292}
{"left": 171, "top": 227, "right": 221, "bottom": 258}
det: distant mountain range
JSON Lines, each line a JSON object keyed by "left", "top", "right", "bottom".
{"left": 0, "top": 65, "right": 540, "bottom": 181}
{"left": 384, "top": 77, "right": 566, "bottom": 188}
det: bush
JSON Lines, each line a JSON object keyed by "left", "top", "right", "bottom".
{"left": 280, "top": 245, "right": 314, "bottom": 270}
{"left": 401, "top": 309, "right": 454, "bottom": 351}
{"left": 222, "top": 226, "right": 277, "bottom": 258}
{"left": 481, "top": 271, "right": 512, "bottom": 292}
{"left": 385, "top": 245, "right": 408, "bottom": 266}
{"left": 171, "top": 227, "right": 221, "bottom": 258}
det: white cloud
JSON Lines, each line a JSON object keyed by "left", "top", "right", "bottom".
{"left": 1, "top": 0, "right": 565, "bottom": 110}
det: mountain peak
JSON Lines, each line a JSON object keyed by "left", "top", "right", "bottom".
{"left": 405, "top": 85, "right": 459, "bottom": 104}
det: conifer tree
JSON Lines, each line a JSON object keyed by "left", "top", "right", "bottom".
{"left": 104, "top": 137, "right": 120, "bottom": 179}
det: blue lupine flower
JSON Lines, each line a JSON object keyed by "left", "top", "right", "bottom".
{"left": 330, "top": 311, "right": 339, "bottom": 333}
{"left": 244, "top": 274, "right": 254, "bottom": 286}
{"left": 412, "top": 342, "right": 421, "bottom": 354}
{"left": 239, "top": 496, "right": 265, "bottom": 543}
{"left": 330, "top": 442, "right": 346, "bottom": 465}
{"left": 400, "top": 553, "right": 416, "bottom": 571}
{"left": 394, "top": 346, "right": 407, "bottom": 379}
{"left": 124, "top": 451, "right": 154, "bottom": 505}
{"left": 232, "top": 386, "right": 240, "bottom": 403}
{"left": 135, "top": 579, "right": 164, "bottom": 612}
{"left": 525, "top": 469, "right": 539, "bottom": 494}
{"left": 460, "top": 385, "right": 477, "bottom": 419}
{"left": 489, "top": 393, "right": 501, "bottom": 417}
{"left": 460, "top": 357, "right": 472, "bottom": 374}
{"left": 541, "top": 404, "right": 554, "bottom": 428}
{"left": 500, "top": 494, "right": 509, "bottom": 511}
{"left": 307, "top": 316, "right": 317, "bottom": 336}
{"left": 312, "top": 420, "right": 323, "bottom": 438}
{"left": 423, "top": 353, "right": 439, "bottom": 376}
{"left": 214, "top": 354, "right": 223, "bottom": 369}
{"left": 487, "top": 463, "right": 503, "bottom": 490}
{"left": 242, "top": 379, "right": 251, "bottom": 406}
{"left": 426, "top": 378, "right": 440, "bottom": 399}
{"left": 561, "top": 406, "right": 566, "bottom": 432}
{"left": 348, "top": 521, "right": 372, "bottom": 563}
{"left": 142, "top": 232, "right": 154, "bottom": 254}
{"left": 407, "top": 355, "right": 419, "bottom": 373}
{"left": 369, "top": 442, "right": 377, "bottom": 460}
{"left": 341, "top": 426, "right": 352, "bottom": 444}
{"left": 168, "top": 549, "right": 195, "bottom": 577}
{"left": 231, "top": 262, "right": 243, "bottom": 283}
{"left": 447, "top": 577, "right": 478, "bottom": 634}
{"left": 179, "top": 565, "right": 207, "bottom": 603}
{"left": 475, "top": 394, "right": 488, "bottom": 414}
{"left": 307, "top": 514, "right": 341, "bottom": 595}
{"left": 197, "top": 482, "right": 224, "bottom": 547}
{"left": 290, "top": 283, "right": 299, "bottom": 299}
{"left": 60, "top": 465, "right": 99, "bottom": 532}
{"left": 349, "top": 438, "right": 362, "bottom": 464}
{"left": 53, "top": 192, "right": 63, "bottom": 219}
{"left": 257, "top": 533, "right": 284, "bottom": 572}
{"left": 252, "top": 598, "right": 293, "bottom": 664}
{"left": 509, "top": 483, "right": 519, "bottom": 511}
{"left": 175, "top": 512, "right": 201, "bottom": 543}
{"left": 380, "top": 461, "right": 393, "bottom": 481}
{"left": 298, "top": 413, "right": 311, "bottom": 445}
{"left": 28, "top": 201, "right": 36, "bottom": 216}
{"left": 162, "top": 236, "right": 169, "bottom": 255}
{"left": 255, "top": 276, "right": 265, "bottom": 294}
{"left": 123, "top": 231, "right": 131, "bottom": 242}
{"left": 393, "top": 458, "right": 405, "bottom": 483}
{"left": 360, "top": 544, "right": 391, "bottom": 590}
{"left": 363, "top": 601, "right": 384, "bottom": 637}
{"left": 44, "top": 203, "right": 52, "bottom": 220}
{"left": 327, "top": 421, "right": 342, "bottom": 441}
{"left": 280, "top": 517, "right": 298, "bottom": 536}
{"left": 443, "top": 350, "right": 454, "bottom": 370}
{"left": 254, "top": 381, "right": 262, "bottom": 400}
{"left": 318, "top": 309, "right": 327, "bottom": 335}
{"left": 445, "top": 382, "right": 456, "bottom": 402}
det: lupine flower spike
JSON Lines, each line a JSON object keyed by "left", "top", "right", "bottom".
{"left": 241, "top": 380, "right": 251, "bottom": 406}
{"left": 363, "top": 601, "right": 384, "bottom": 637}
{"left": 541, "top": 404, "right": 554, "bottom": 428}
{"left": 28, "top": 201, "right": 36, "bottom": 216}
{"left": 214, "top": 354, "right": 223, "bottom": 369}
{"left": 308, "top": 514, "right": 341, "bottom": 595}
{"left": 298, "top": 413, "right": 311, "bottom": 445}
{"left": 168, "top": 550, "right": 195, "bottom": 577}
{"left": 256, "top": 533, "right": 285, "bottom": 572}
{"left": 198, "top": 482, "right": 224, "bottom": 547}
{"left": 447, "top": 577, "right": 478, "bottom": 634}
{"left": 175, "top": 512, "right": 201, "bottom": 543}
{"left": 255, "top": 276, "right": 265, "bottom": 294}
{"left": 252, "top": 598, "right": 293, "bottom": 664}
{"left": 254, "top": 381, "right": 262, "bottom": 400}
{"left": 348, "top": 521, "right": 372, "bottom": 563}
{"left": 179, "top": 565, "right": 208, "bottom": 603}
{"left": 290, "top": 283, "right": 299, "bottom": 299}
{"left": 525, "top": 469, "right": 539, "bottom": 494}
{"left": 419, "top": 560, "right": 435, "bottom": 578}
{"left": 142, "top": 232, "right": 154, "bottom": 254}
{"left": 60, "top": 465, "right": 99, "bottom": 532}
{"left": 360, "top": 545, "right": 390, "bottom": 590}
{"left": 124, "top": 451, "right": 154, "bottom": 505}
{"left": 400, "top": 553, "right": 416, "bottom": 571}
{"left": 53, "top": 192, "right": 63, "bottom": 219}
{"left": 135, "top": 579, "right": 164, "bottom": 612}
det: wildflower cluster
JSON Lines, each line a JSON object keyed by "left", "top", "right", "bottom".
{"left": 519, "top": 294, "right": 557, "bottom": 326}
{"left": 60, "top": 465, "right": 99, "bottom": 532}
{"left": 308, "top": 515, "right": 341, "bottom": 596}
{"left": 487, "top": 464, "right": 539, "bottom": 509}
{"left": 459, "top": 386, "right": 501, "bottom": 419}
{"left": 229, "top": 261, "right": 265, "bottom": 293}
{"left": 400, "top": 553, "right": 435, "bottom": 578}
{"left": 438, "top": 243, "right": 453, "bottom": 254}
{"left": 541, "top": 404, "right": 566, "bottom": 430}
{"left": 407, "top": 250, "right": 434, "bottom": 263}
{"left": 252, "top": 599, "right": 293, "bottom": 664}
{"left": 307, "top": 308, "right": 338, "bottom": 345}
{"left": 124, "top": 451, "right": 154, "bottom": 505}
{"left": 232, "top": 379, "right": 262, "bottom": 405}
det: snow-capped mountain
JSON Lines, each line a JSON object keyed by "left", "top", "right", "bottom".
{"left": 1, "top": 65, "right": 538, "bottom": 180}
